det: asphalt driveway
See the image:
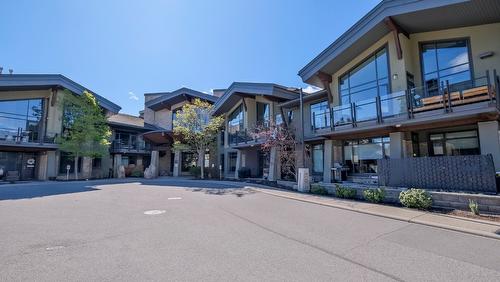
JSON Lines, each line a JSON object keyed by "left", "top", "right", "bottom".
{"left": 1, "top": 179, "right": 499, "bottom": 281}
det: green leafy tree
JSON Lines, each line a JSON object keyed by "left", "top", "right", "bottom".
{"left": 173, "top": 98, "right": 224, "bottom": 179}
{"left": 58, "top": 90, "right": 111, "bottom": 179}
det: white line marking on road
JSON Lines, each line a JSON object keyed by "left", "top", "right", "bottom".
{"left": 168, "top": 197, "right": 182, "bottom": 200}
{"left": 144, "top": 210, "right": 166, "bottom": 215}
{"left": 46, "top": 246, "right": 65, "bottom": 251}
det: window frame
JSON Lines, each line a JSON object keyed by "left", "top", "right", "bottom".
{"left": 418, "top": 37, "right": 474, "bottom": 97}
{"left": 428, "top": 129, "right": 480, "bottom": 157}
{"left": 311, "top": 143, "right": 324, "bottom": 175}
{"left": 338, "top": 45, "right": 391, "bottom": 106}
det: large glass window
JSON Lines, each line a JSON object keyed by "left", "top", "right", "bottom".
{"left": 312, "top": 144, "right": 324, "bottom": 174}
{"left": 256, "top": 102, "right": 270, "bottom": 127}
{"left": 311, "top": 101, "right": 330, "bottom": 130}
{"left": 339, "top": 48, "right": 390, "bottom": 105}
{"left": 344, "top": 137, "right": 390, "bottom": 174}
{"left": 0, "top": 99, "right": 43, "bottom": 142}
{"left": 429, "top": 130, "right": 479, "bottom": 156}
{"left": 228, "top": 105, "right": 244, "bottom": 143}
{"left": 228, "top": 105, "right": 244, "bottom": 133}
{"left": 421, "top": 39, "right": 471, "bottom": 96}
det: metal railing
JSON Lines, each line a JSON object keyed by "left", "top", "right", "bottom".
{"left": 111, "top": 140, "right": 151, "bottom": 152}
{"left": 321, "top": 69, "right": 498, "bottom": 131}
{"left": 0, "top": 127, "right": 57, "bottom": 144}
{"left": 228, "top": 129, "right": 255, "bottom": 145}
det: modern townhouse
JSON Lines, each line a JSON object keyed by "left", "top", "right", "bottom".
{"left": 212, "top": 82, "right": 299, "bottom": 180}
{"left": 0, "top": 73, "right": 121, "bottom": 181}
{"left": 141, "top": 87, "right": 219, "bottom": 177}
{"left": 288, "top": 0, "right": 500, "bottom": 192}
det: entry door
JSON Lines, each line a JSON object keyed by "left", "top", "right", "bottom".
{"left": 21, "top": 153, "right": 36, "bottom": 180}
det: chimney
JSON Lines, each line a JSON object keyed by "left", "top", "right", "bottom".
{"left": 212, "top": 89, "right": 226, "bottom": 97}
{"left": 9, "top": 69, "right": 13, "bottom": 75}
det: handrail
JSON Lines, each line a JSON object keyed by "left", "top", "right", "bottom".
{"left": 321, "top": 69, "right": 497, "bottom": 133}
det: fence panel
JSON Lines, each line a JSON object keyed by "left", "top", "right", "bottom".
{"left": 378, "top": 155, "right": 497, "bottom": 194}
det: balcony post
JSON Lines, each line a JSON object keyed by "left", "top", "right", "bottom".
{"left": 441, "top": 81, "right": 447, "bottom": 113}
{"left": 494, "top": 69, "right": 500, "bottom": 109}
{"left": 351, "top": 102, "right": 357, "bottom": 127}
{"left": 312, "top": 112, "right": 316, "bottom": 132}
{"left": 446, "top": 80, "right": 452, "bottom": 112}
{"left": 376, "top": 96, "right": 383, "bottom": 123}
{"left": 330, "top": 108, "right": 335, "bottom": 131}
{"left": 486, "top": 70, "right": 493, "bottom": 104}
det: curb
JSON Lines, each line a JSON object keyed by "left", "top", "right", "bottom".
{"left": 250, "top": 187, "right": 500, "bottom": 240}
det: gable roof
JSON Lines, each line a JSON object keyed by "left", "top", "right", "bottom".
{"left": 298, "top": 0, "right": 500, "bottom": 85}
{"left": 279, "top": 89, "right": 328, "bottom": 108}
{"left": 0, "top": 74, "right": 121, "bottom": 112}
{"left": 212, "top": 82, "right": 299, "bottom": 115}
{"left": 107, "top": 113, "right": 159, "bottom": 131}
{"left": 144, "top": 87, "right": 218, "bottom": 111}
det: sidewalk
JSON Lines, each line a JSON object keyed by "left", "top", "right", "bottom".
{"left": 244, "top": 185, "right": 500, "bottom": 240}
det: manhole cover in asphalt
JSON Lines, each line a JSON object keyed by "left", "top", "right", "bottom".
{"left": 144, "top": 210, "right": 166, "bottom": 215}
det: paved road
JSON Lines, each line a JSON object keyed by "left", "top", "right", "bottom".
{"left": 1, "top": 179, "right": 499, "bottom": 281}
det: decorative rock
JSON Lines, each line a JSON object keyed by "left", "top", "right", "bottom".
{"left": 118, "top": 165, "right": 126, "bottom": 178}
{"left": 144, "top": 165, "right": 156, "bottom": 179}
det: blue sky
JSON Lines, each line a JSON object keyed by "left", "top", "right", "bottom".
{"left": 1, "top": 0, "right": 379, "bottom": 115}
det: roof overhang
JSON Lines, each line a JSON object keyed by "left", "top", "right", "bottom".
{"left": 212, "top": 82, "right": 299, "bottom": 115}
{"left": 299, "top": 0, "right": 500, "bottom": 86}
{"left": 142, "top": 130, "right": 173, "bottom": 145}
{"left": 279, "top": 90, "right": 328, "bottom": 108}
{"left": 145, "top": 87, "right": 218, "bottom": 111}
{"left": 0, "top": 74, "right": 121, "bottom": 112}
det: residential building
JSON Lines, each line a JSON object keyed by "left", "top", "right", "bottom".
{"left": 141, "top": 87, "right": 219, "bottom": 177}
{"left": 212, "top": 82, "right": 299, "bottom": 180}
{"left": 0, "top": 74, "right": 121, "bottom": 181}
{"left": 291, "top": 0, "right": 500, "bottom": 185}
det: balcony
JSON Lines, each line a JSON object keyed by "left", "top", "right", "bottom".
{"left": 110, "top": 140, "right": 151, "bottom": 154}
{"left": 228, "top": 129, "right": 256, "bottom": 146}
{"left": 0, "top": 127, "right": 58, "bottom": 150}
{"left": 313, "top": 69, "right": 500, "bottom": 134}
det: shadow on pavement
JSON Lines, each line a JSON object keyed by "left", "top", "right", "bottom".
{"left": 189, "top": 187, "right": 256, "bottom": 197}
{"left": 0, "top": 183, "right": 100, "bottom": 201}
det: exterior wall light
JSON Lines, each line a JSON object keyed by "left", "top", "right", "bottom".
{"left": 392, "top": 73, "right": 398, "bottom": 80}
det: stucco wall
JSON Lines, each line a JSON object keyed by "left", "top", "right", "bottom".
{"left": 407, "top": 22, "right": 500, "bottom": 87}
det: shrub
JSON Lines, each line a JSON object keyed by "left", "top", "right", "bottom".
{"left": 363, "top": 188, "right": 386, "bottom": 203}
{"left": 310, "top": 184, "right": 328, "bottom": 195}
{"left": 335, "top": 184, "right": 357, "bottom": 199}
{"left": 469, "top": 199, "right": 480, "bottom": 215}
{"left": 130, "top": 170, "right": 144, "bottom": 178}
{"left": 399, "top": 188, "right": 432, "bottom": 210}
{"left": 189, "top": 166, "right": 201, "bottom": 178}
{"left": 238, "top": 167, "right": 251, "bottom": 178}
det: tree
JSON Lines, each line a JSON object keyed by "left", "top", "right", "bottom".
{"left": 173, "top": 98, "right": 224, "bottom": 179}
{"left": 251, "top": 121, "right": 297, "bottom": 181}
{"left": 58, "top": 90, "right": 111, "bottom": 179}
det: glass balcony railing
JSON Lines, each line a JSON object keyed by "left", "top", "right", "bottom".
{"left": 332, "top": 104, "right": 353, "bottom": 126}
{"left": 111, "top": 140, "right": 151, "bottom": 152}
{"left": 318, "top": 69, "right": 499, "bottom": 132}
{"left": 380, "top": 91, "right": 408, "bottom": 118}
{"left": 228, "top": 129, "right": 255, "bottom": 145}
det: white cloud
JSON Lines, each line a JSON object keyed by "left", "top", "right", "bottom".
{"left": 302, "top": 85, "right": 323, "bottom": 94}
{"left": 128, "top": 91, "right": 139, "bottom": 101}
